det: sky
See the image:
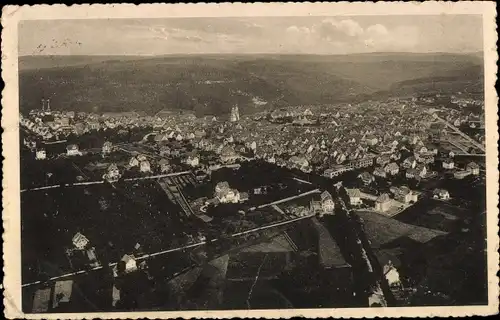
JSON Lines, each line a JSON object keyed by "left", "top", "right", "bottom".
{"left": 19, "top": 15, "right": 483, "bottom": 56}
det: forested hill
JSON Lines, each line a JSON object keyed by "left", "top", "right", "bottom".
{"left": 19, "top": 53, "right": 483, "bottom": 115}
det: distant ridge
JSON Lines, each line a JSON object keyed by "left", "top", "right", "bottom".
{"left": 19, "top": 52, "right": 483, "bottom": 115}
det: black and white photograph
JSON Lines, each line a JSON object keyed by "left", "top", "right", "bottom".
{"left": 2, "top": 2, "right": 498, "bottom": 318}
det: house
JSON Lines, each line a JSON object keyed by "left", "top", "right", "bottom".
{"left": 384, "top": 162, "right": 400, "bottom": 175}
{"left": 346, "top": 188, "right": 362, "bottom": 206}
{"left": 214, "top": 181, "right": 240, "bottom": 203}
{"left": 376, "top": 155, "right": 391, "bottom": 166}
{"left": 52, "top": 280, "right": 74, "bottom": 310}
{"left": 72, "top": 232, "right": 89, "bottom": 250}
{"left": 139, "top": 160, "right": 151, "bottom": 173}
{"left": 220, "top": 145, "right": 239, "bottom": 163}
{"left": 358, "top": 172, "right": 375, "bottom": 186}
{"left": 415, "top": 164, "right": 427, "bottom": 178}
{"left": 289, "top": 155, "right": 310, "bottom": 171}
{"left": 389, "top": 186, "right": 418, "bottom": 203}
{"left": 454, "top": 170, "right": 472, "bottom": 179}
{"left": 375, "top": 193, "right": 392, "bottom": 212}
{"left": 159, "top": 159, "right": 171, "bottom": 173}
{"left": 466, "top": 162, "right": 480, "bottom": 175}
{"left": 102, "top": 141, "right": 113, "bottom": 155}
{"left": 35, "top": 149, "right": 46, "bottom": 160}
{"left": 129, "top": 156, "right": 139, "bottom": 168}
{"left": 352, "top": 157, "right": 374, "bottom": 168}
{"left": 402, "top": 156, "right": 417, "bottom": 169}
{"left": 442, "top": 158, "right": 455, "bottom": 169}
{"left": 103, "top": 163, "right": 121, "bottom": 182}
{"left": 323, "top": 165, "right": 352, "bottom": 178}
{"left": 310, "top": 199, "right": 322, "bottom": 214}
{"left": 320, "top": 191, "right": 335, "bottom": 215}
{"left": 383, "top": 262, "right": 402, "bottom": 288}
{"left": 433, "top": 189, "right": 450, "bottom": 200}
{"left": 120, "top": 254, "right": 138, "bottom": 274}
{"left": 373, "top": 166, "right": 387, "bottom": 178}
{"left": 185, "top": 154, "right": 199, "bottom": 167}
{"left": 66, "top": 144, "right": 81, "bottom": 156}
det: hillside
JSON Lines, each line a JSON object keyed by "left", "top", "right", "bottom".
{"left": 19, "top": 53, "right": 483, "bottom": 115}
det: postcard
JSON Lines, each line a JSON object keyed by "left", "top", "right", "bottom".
{"left": 2, "top": 2, "right": 498, "bottom": 318}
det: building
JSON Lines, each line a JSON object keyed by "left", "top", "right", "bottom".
{"left": 289, "top": 155, "right": 310, "bottom": 171}
{"left": 129, "top": 156, "right": 139, "bottom": 168}
{"left": 442, "top": 158, "right": 455, "bottom": 169}
{"left": 185, "top": 154, "right": 200, "bottom": 167}
{"left": 352, "top": 157, "right": 374, "bottom": 168}
{"left": 467, "top": 162, "right": 480, "bottom": 175}
{"left": 230, "top": 104, "right": 240, "bottom": 122}
{"left": 402, "top": 156, "right": 417, "bottom": 169}
{"left": 376, "top": 155, "right": 391, "bottom": 166}
{"left": 320, "top": 191, "right": 335, "bottom": 215}
{"left": 389, "top": 186, "right": 418, "bottom": 204}
{"left": 433, "top": 189, "right": 450, "bottom": 200}
{"left": 384, "top": 162, "right": 400, "bottom": 175}
{"left": 373, "top": 166, "right": 387, "bottom": 178}
{"left": 72, "top": 232, "right": 89, "bottom": 250}
{"left": 454, "top": 170, "right": 472, "bottom": 179}
{"left": 102, "top": 141, "right": 113, "bottom": 155}
{"left": 324, "top": 165, "right": 353, "bottom": 178}
{"left": 66, "top": 144, "right": 81, "bottom": 156}
{"left": 375, "top": 193, "right": 392, "bottom": 212}
{"left": 139, "top": 160, "right": 151, "bottom": 173}
{"left": 383, "top": 261, "right": 402, "bottom": 288}
{"left": 346, "top": 188, "right": 362, "bottom": 206}
{"left": 358, "top": 172, "right": 375, "bottom": 186}
{"left": 102, "top": 163, "right": 121, "bottom": 182}
{"left": 214, "top": 181, "right": 240, "bottom": 203}
{"left": 220, "top": 145, "right": 239, "bottom": 163}
{"left": 35, "top": 149, "right": 46, "bottom": 160}
{"left": 159, "top": 158, "right": 171, "bottom": 173}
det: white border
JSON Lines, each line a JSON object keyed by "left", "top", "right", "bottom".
{"left": 2, "top": 2, "right": 498, "bottom": 318}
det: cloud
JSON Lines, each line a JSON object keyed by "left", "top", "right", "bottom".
{"left": 284, "top": 19, "right": 420, "bottom": 53}
{"left": 314, "top": 18, "right": 364, "bottom": 41}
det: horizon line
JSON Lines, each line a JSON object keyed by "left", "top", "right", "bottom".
{"left": 19, "top": 51, "right": 484, "bottom": 58}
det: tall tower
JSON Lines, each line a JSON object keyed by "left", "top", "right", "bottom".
{"left": 46, "top": 98, "right": 51, "bottom": 112}
{"left": 41, "top": 98, "right": 46, "bottom": 111}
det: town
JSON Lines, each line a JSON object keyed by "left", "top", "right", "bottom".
{"left": 20, "top": 90, "right": 486, "bottom": 312}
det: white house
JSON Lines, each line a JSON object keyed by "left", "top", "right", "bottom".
{"left": 72, "top": 232, "right": 89, "bottom": 250}
{"left": 346, "top": 188, "right": 362, "bottom": 206}
{"left": 320, "top": 191, "right": 335, "bottom": 215}
{"left": 185, "top": 155, "right": 200, "bottom": 167}
{"left": 442, "top": 158, "right": 455, "bottom": 169}
{"left": 129, "top": 156, "right": 139, "bottom": 168}
{"left": 102, "top": 141, "right": 113, "bottom": 155}
{"left": 466, "top": 162, "right": 480, "bottom": 175}
{"left": 383, "top": 262, "right": 402, "bottom": 288}
{"left": 140, "top": 160, "right": 151, "bottom": 173}
{"left": 35, "top": 149, "right": 46, "bottom": 160}
{"left": 66, "top": 144, "right": 81, "bottom": 156}
{"left": 121, "top": 254, "right": 138, "bottom": 273}
{"left": 375, "top": 193, "right": 392, "bottom": 212}
{"left": 433, "top": 189, "right": 450, "bottom": 200}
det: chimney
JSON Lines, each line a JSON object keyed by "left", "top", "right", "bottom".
{"left": 41, "top": 98, "right": 45, "bottom": 111}
{"left": 46, "top": 98, "right": 51, "bottom": 111}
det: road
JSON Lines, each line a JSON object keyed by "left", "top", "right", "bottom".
{"left": 21, "top": 171, "right": 191, "bottom": 193}
{"left": 432, "top": 113, "right": 485, "bottom": 152}
{"left": 251, "top": 189, "right": 320, "bottom": 210}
